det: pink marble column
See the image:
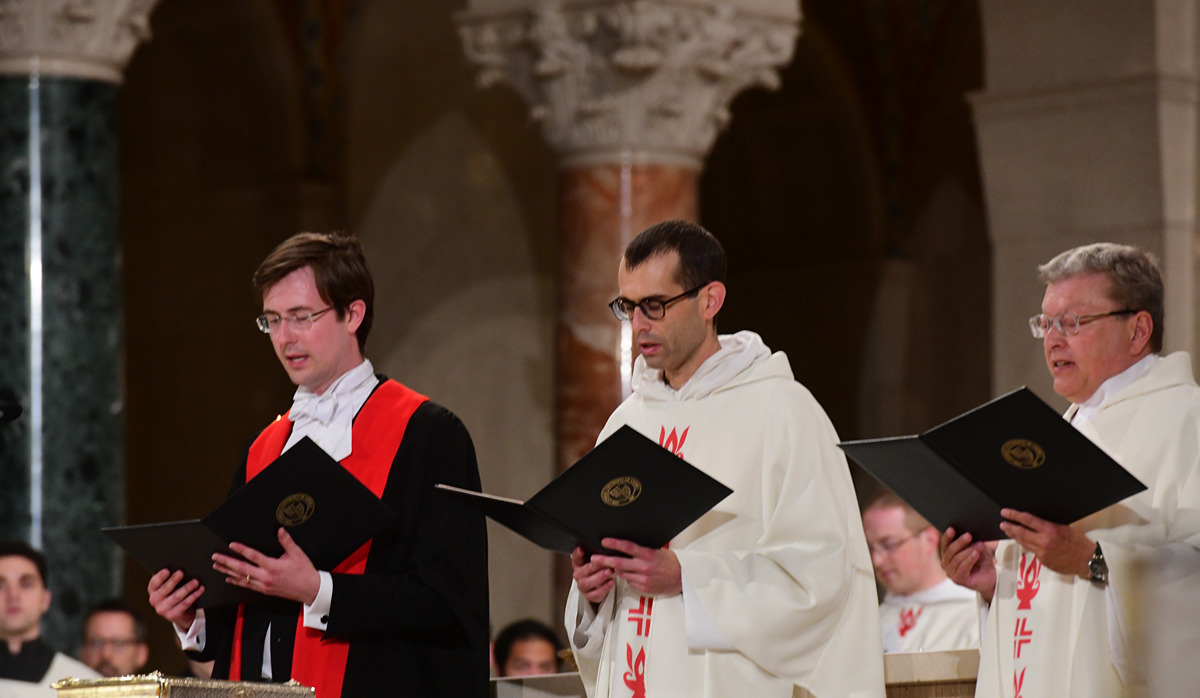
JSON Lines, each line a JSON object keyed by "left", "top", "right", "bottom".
{"left": 557, "top": 164, "right": 700, "bottom": 468}
{"left": 458, "top": 0, "right": 798, "bottom": 610}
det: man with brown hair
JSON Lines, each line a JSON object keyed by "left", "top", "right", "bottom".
{"left": 567, "top": 220, "right": 883, "bottom": 697}
{"left": 0, "top": 541, "right": 100, "bottom": 696}
{"left": 147, "top": 232, "right": 489, "bottom": 697}
{"left": 861, "top": 493, "right": 978, "bottom": 653}
{"left": 79, "top": 599, "right": 149, "bottom": 677}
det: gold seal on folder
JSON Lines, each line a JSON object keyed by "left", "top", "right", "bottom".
{"left": 276, "top": 493, "right": 316, "bottom": 526}
{"left": 1001, "top": 439, "right": 1046, "bottom": 470}
{"left": 601, "top": 477, "right": 643, "bottom": 507}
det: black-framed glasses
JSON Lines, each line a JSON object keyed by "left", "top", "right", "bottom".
{"left": 609, "top": 284, "right": 708, "bottom": 321}
{"left": 1028, "top": 309, "right": 1137, "bottom": 338}
{"left": 82, "top": 638, "right": 143, "bottom": 652}
{"left": 256, "top": 307, "right": 334, "bottom": 334}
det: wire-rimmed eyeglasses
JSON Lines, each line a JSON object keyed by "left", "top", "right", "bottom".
{"left": 256, "top": 307, "right": 334, "bottom": 334}
{"left": 609, "top": 284, "right": 708, "bottom": 321}
{"left": 1028, "top": 309, "right": 1137, "bottom": 338}
{"left": 867, "top": 534, "right": 916, "bottom": 557}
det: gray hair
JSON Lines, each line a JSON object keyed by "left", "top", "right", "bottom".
{"left": 1038, "top": 243, "right": 1163, "bottom": 352}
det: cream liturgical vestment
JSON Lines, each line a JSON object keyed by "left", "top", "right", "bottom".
{"left": 879, "top": 578, "right": 979, "bottom": 653}
{"left": 975, "top": 352, "right": 1200, "bottom": 698}
{"left": 566, "top": 332, "right": 885, "bottom": 698}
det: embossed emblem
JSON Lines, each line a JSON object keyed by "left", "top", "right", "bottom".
{"left": 601, "top": 477, "right": 642, "bottom": 507}
{"left": 1001, "top": 439, "right": 1045, "bottom": 469}
{"left": 276, "top": 493, "right": 316, "bottom": 526}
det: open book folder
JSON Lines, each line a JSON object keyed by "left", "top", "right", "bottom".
{"left": 437, "top": 425, "right": 733, "bottom": 555}
{"left": 839, "top": 386, "right": 1147, "bottom": 540}
{"left": 104, "top": 437, "right": 394, "bottom": 607}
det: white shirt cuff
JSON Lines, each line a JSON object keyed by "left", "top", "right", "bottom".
{"left": 302, "top": 571, "right": 334, "bottom": 631}
{"left": 681, "top": 568, "right": 735, "bottom": 651}
{"left": 176, "top": 609, "right": 206, "bottom": 651}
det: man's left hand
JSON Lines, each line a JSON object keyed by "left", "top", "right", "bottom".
{"left": 212, "top": 527, "right": 322, "bottom": 605}
{"left": 589, "top": 538, "right": 682, "bottom": 596}
{"left": 999, "top": 508, "right": 1094, "bottom": 578}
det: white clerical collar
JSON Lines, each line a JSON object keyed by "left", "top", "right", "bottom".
{"left": 1071, "top": 353, "right": 1159, "bottom": 426}
{"left": 283, "top": 359, "right": 379, "bottom": 461}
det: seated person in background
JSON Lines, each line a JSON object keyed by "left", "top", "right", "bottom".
{"left": 79, "top": 599, "right": 149, "bottom": 677}
{"left": 0, "top": 541, "right": 100, "bottom": 696}
{"left": 493, "top": 619, "right": 562, "bottom": 677}
{"left": 862, "top": 494, "right": 979, "bottom": 653}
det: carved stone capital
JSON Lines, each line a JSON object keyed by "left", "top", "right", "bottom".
{"left": 0, "top": 0, "right": 161, "bottom": 83}
{"left": 458, "top": 0, "right": 800, "bottom": 168}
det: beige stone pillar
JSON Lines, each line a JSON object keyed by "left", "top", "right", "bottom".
{"left": 972, "top": 0, "right": 1200, "bottom": 403}
{"left": 459, "top": 0, "right": 798, "bottom": 619}
{"left": 459, "top": 0, "right": 800, "bottom": 468}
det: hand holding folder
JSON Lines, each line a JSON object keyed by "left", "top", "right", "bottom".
{"left": 839, "top": 387, "right": 1147, "bottom": 540}
{"left": 437, "top": 425, "right": 733, "bottom": 555}
{"left": 104, "top": 438, "right": 394, "bottom": 608}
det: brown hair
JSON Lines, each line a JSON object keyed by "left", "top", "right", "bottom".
{"left": 863, "top": 492, "right": 933, "bottom": 533}
{"left": 252, "top": 232, "right": 374, "bottom": 352}
{"left": 623, "top": 220, "right": 727, "bottom": 290}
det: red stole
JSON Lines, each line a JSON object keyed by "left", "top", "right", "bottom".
{"left": 227, "top": 380, "right": 427, "bottom": 697}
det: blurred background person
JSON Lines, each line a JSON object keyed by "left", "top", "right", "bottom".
{"left": 0, "top": 542, "right": 99, "bottom": 696}
{"left": 862, "top": 493, "right": 979, "bottom": 653}
{"left": 493, "top": 619, "right": 561, "bottom": 677}
{"left": 79, "top": 599, "right": 149, "bottom": 677}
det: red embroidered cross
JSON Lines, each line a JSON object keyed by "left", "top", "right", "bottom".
{"left": 626, "top": 596, "right": 654, "bottom": 637}
{"left": 898, "top": 606, "right": 922, "bottom": 637}
{"left": 659, "top": 426, "right": 689, "bottom": 458}
{"left": 1013, "top": 617, "right": 1034, "bottom": 659}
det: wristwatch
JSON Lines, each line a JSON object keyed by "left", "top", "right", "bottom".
{"left": 1088, "top": 542, "right": 1108, "bottom": 583}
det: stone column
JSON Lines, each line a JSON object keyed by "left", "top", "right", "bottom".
{"left": 972, "top": 0, "right": 1200, "bottom": 403}
{"left": 0, "top": 0, "right": 160, "bottom": 650}
{"left": 459, "top": 0, "right": 799, "bottom": 469}
{"left": 459, "top": 0, "right": 797, "bottom": 619}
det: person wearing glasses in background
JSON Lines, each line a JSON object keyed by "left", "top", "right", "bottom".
{"left": 861, "top": 493, "right": 978, "bottom": 653}
{"left": 79, "top": 599, "right": 149, "bottom": 677}
{"left": 145, "top": 232, "right": 489, "bottom": 698}
{"left": 567, "top": 220, "right": 884, "bottom": 698}
{"left": 940, "top": 243, "right": 1200, "bottom": 697}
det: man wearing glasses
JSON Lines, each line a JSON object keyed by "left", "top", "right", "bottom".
{"left": 862, "top": 493, "right": 978, "bottom": 653}
{"left": 146, "top": 232, "right": 489, "bottom": 697}
{"left": 940, "top": 242, "right": 1200, "bottom": 697}
{"left": 567, "top": 220, "right": 884, "bottom": 697}
{"left": 79, "top": 599, "right": 149, "bottom": 677}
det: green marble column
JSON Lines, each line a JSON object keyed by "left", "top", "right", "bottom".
{"left": 0, "top": 74, "right": 124, "bottom": 651}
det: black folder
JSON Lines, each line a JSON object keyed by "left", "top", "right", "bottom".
{"left": 103, "top": 520, "right": 264, "bottom": 608}
{"left": 104, "top": 437, "right": 394, "bottom": 607}
{"left": 838, "top": 387, "right": 1147, "bottom": 540}
{"left": 437, "top": 425, "right": 733, "bottom": 555}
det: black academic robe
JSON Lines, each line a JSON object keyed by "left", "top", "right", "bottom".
{"left": 193, "top": 383, "right": 489, "bottom": 697}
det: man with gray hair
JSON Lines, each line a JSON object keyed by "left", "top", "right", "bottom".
{"left": 940, "top": 242, "right": 1200, "bottom": 697}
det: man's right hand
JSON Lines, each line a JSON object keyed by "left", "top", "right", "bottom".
{"left": 939, "top": 528, "right": 998, "bottom": 603}
{"left": 148, "top": 569, "right": 204, "bottom": 632}
{"left": 571, "top": 547, "right": 614, "bottom": 605}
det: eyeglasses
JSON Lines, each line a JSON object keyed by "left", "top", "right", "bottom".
{"left": 256, "top": 307, "right": 334, "bottom": 334}
{"left": 867, "top": 534, "right": 916, "bottom": 556}
{"left": 1028, "top": 309, "right": 1137, "bottom": 338}
{"left": 82, "top": 638, "right": 142, "bottom": 652}
{"left": 609, "top": 284, "right": 708, "bottom": 321}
